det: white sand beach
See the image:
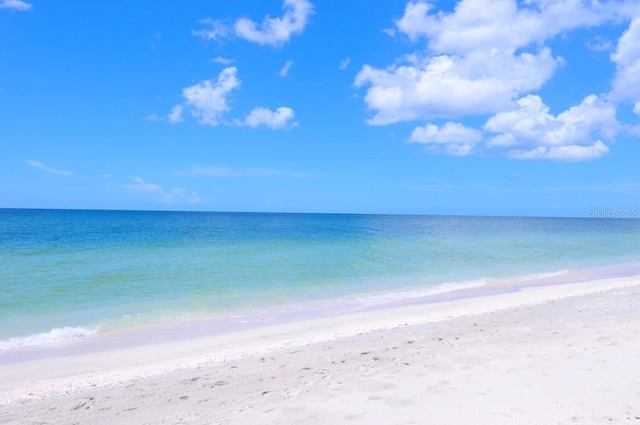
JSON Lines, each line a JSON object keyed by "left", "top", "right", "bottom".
{"left": 2, "top": 274, "right": 640, "bottom": 425}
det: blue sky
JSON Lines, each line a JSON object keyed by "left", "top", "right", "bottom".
{"left": 1, "top": 0, "right": 639, "bottom": 216}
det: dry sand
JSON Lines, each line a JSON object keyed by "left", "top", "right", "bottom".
{"left": 2, "top": 275, "right": 640, "bottom": 424}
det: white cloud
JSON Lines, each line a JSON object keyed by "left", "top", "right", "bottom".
{"left": 171, "top": 68, "right": 295, "bottom": 130}
{"left": 405, "top": 94, "right": 621, "bottom": 160}
{"left": 25, "top": 160, "right": 73, "bottom": 176}
{"left": 356, "top": 0, "right": 626, "bottom": 125}
{"left": 354, "top": 0, "right": 638, "bottom": 161}
{"left": 355, "top": 48, "right": 558, "bottom": 124}
{"left": 409, "top": 122, "right": 482, "bottom": 156}
{"left": 213, "top": 56, "right": 235, "bottom": 65}
{"left": 123, "top": 176, "right": 200, "bottom": 204}
{"left": 171, "top": 67, "right": 240, "bottom": 126}
{"left": 194, "top": 0, "right": 314, "bottom": 47}
{"left": 338, "top": 57, "right": 351, "bottom": 70}
{"left": 394, "top": 1, "right": 432, "bottom": 41}
{"left": 634, "top": 102, "right": 640, "bottom": 115}
{"left": 243, "top": 107, "right": 297, "bottom": 129}
{"left": 167, "top": 105, "right": 183, "bottom": 123}
{"left": 0, "top": 0, "right": 32, "bottom": 11}
{"left": 612, "top": 18, "right": 640, "bottom": 66}
{"left": 235, "top": 0, "right": 313, "bottom": 46}
{"left": 484, "top": 94, "right": 619, "bottom": 161}
{"left": 395, "top": 0, "right": 615, "bottom": 54}
{"left": 610, "top": 18, "right": 640, "bottom": 106}
{"left": 279, "top": 60, "right": 294, "bottom": 77}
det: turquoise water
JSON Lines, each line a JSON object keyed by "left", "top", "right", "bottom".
{"left": 1, "top": 209, "right": 639, "bottom": 349}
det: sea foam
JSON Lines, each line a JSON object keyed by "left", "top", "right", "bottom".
{"left": 515, "top": 270, "right": 571, "bottom": 282}
{"left": 0, "top": 326, "right": 98, "bottom": 351}
{"left": 352, "top": 278, "right": 489, "bottom": 308}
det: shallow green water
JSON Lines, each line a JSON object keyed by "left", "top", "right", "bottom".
{"left": 1, "top": 209, "right": 639, "bottom": 348}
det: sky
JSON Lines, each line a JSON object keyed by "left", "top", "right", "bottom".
{"left": 1, "top": 0, "right": 639, "bottom": 217}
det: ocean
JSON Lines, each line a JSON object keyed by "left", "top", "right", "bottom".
{"left": 1, "top": 209, "right": 639, "bottom": 353}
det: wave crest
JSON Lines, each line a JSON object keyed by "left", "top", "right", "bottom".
{"left": 0, "top": 326, "right": 98, "bottom": 351}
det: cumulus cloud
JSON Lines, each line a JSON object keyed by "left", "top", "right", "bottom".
{"left": 409, "top": 122, "right": 482, "bottom": 156}
{"left": 279, "top": 60, "right": 294, "bottom": 77}
{"left": 405, "top": 94, "right": 621, "bottom": 161}
{"left": 355, "top": 0, "right": 638, "bottom": 161}
{"left": 25, "top": 160, "right": 73, "bottom": 176}
{"left": 235, "top": 0, "right": 313, "bottom": 46}
{"left": 484, "top": 94, "right": 619, "bottom": 161}
{"left": 123, "top": 176, "right": 200, "bottom": 204}
{"left": 170, "top": 68, "right": 296, "bottom": 130}
{"left": 242, "top": 107, "right": 297, "bottom": 129}
{"left": 610, "top": 18, "right": 640, "bottom": 107}
{"left": 171, "top": 67, "right": 240, "bottom": 126}
{"left": 395, "top": 0, "right": 612, "bottom": 54}
{"left": 355, "top": 0, "right": 626, "bottom": 124}
{"left": 634, "top": 102, "right": 640, "bottom": 115}
{"left": 355, "top": 48, "right": 558, "bottom": 124}
{"left": 0, "top": 0, "right": 32, "bottom": 11}
{"left": 194, "top": 0, "right": 314, "bottom": 47}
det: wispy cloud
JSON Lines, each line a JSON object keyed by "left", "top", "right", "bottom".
{"left": 586, "top": 36, "right": 613, "bottom": 52}
{"left": 0, "top": 0, "right": 32, "bottom": 11}
{"left": 338, "top": 57, "right": 351, "bottom": 70}
{"left": 279, "top": 60, "right": 294, "bottom": 77}
{"left": 213, "top": 56, "right": 235, "bottom": 65}
{"left": 144, "top": 113, "right": 161, "bottom": 122}
{"left": 25, "top": 160, "right": 74, "bottom": 176}
{"left": 543, "top": 182, "right": 640, "bottom": 195}
{"left": 193, "top": 18, "right": 231, "bottom": 40}
{"left": 176, "top": 166, "right": 310, "bottom": 178}
{"left": 123, "top": 176, "right": 200, "bottom": 204}
{"left": 401, "top": 183, "right": 459, "bottom": 192}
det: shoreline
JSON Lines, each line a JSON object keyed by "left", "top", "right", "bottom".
{"left": 2, "top": 274, "right": 640, "bottom": 423}
{"left": 3, "top": 260, "right": 638, "bottom": 358}
{"left": 2, "top": 270, "right": 640, "bottom": 405}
